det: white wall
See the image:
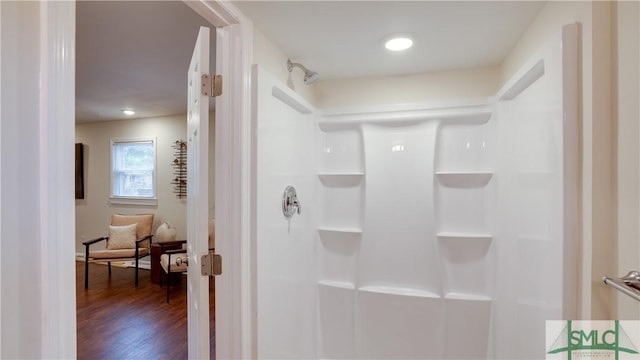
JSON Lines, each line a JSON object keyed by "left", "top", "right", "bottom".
{"left": 253, "top": 68, "right": 317, "bottom": 359}
{"left": 502, "top": 0, "right": 606, "bottom": 321}
{"left": 75, "top": 115, "right": 188, "bottom": 253}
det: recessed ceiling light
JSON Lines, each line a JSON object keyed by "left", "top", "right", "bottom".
{"left": 122, "top": 109, "right": 135, "bottom": 116}
{"left": 384, "top": 35, "right": 414, "bottom": 51}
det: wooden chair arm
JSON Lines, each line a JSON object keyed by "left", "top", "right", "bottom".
{"left": 157, "top": 240, "right": 187, "bottom": 248}
{"left": 135, "top": 234, "right": 153, "bottom": 244}
{"left": 83, "top": 236, "right": 108, "bottom": 246}
{"left": 165, "top": 249, "right": 187, "bottom": 255}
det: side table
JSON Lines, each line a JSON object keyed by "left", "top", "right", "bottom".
{"left": 150, "top": 241, "right": 184, "bottom": 284}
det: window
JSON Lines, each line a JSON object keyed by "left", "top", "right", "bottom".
{"left": 110, "top": 138, "right": 157, "bottom": 205}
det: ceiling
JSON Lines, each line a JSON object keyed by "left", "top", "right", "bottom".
{"left": 76, "top": 1, "right": 545, "bottom": 123}
{"left": 235, "top": 1, "right": 545, "bottom": 80}
{"left": 75, "top": 1, "right": 214, "bottom": 123}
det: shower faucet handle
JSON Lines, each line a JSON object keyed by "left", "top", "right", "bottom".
{"left": 293, "top": 198, "right": 301, "bottom": 215}
{"left": 282, "top": 185, "right": 301, "bottom": 218}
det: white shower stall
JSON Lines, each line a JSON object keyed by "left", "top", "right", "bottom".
{"left": 253, "top": 25, "right": 578, "bottom": 359}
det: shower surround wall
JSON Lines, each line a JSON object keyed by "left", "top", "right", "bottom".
{"left": 254, "top": 26, "right": 578, "bottom": 359}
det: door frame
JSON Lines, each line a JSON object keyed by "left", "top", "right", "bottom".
{"left": 183, "top": 2, "right": 255, "bottom": 358}
{"left": 31, "top": 0, "right": 254, "bottom": 358}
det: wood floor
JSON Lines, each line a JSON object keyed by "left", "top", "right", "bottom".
{"left": 76, "top": 261, "right": 215, "bottom": 359}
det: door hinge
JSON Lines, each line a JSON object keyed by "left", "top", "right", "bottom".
{"left": 201, "top": 74, "right": 222, "bottom": 97}
{"left": 201, "top": 251, "right": 222, "bottom": 277}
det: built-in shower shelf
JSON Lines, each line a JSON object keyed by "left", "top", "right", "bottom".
{"left": 319, "top": 109, "right": 492, "bottom": 131}
{"left": 318, "top": 173, "right": 364, "bottom": 187}
{"left": 437, "top": 232, "right": 493, "bottom": 240}
{"left": 438, "top": 232, "right": 492, "bottom": 265}
{"left": 358, "top": 286, "right": 440, "bottom": 299}
{"left": 318, "top": 280, "right": 356, "bottom": 290}
{"left": 318, "top": 227, "right": 363, "bottom": 236}
{"left": 445, "top": 293, "right": 492, "bottom": 301}
{"left": 436, "top": 172, "right": 493, "bottom": 188}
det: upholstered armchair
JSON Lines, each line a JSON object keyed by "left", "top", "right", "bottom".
{"left": 83, "top": 214, "right": 154, "bottom": 288}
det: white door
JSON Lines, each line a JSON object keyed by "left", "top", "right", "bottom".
{"left": 187, "top": 26, "right": 211, "bottom": 359}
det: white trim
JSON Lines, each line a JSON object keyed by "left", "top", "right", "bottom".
{"left": 498, "top": 59, "right": 545, "bottom": 101}
{"left": 561, "top": 23, "right": 580, "bottom": 320}
{"left": 0, "top": 1, "right": 3, "bottom": 355}
{"left": 214, "top": 22, "right": 256, "bottom": 360}
{"left": 183, "top": 0, "right": 239, "bottom": 28}
{"left": 109, "top": 197, "right": 158, "bottom": 206}
{"left": 39, "top": 1, "right": 77, "bottom": 358}
{"left": 238, "top": 21, "right": 256, "bottom": 360}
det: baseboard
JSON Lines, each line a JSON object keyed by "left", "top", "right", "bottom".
{"left": 76, "top": 252, "right": 151, "bottom": 270}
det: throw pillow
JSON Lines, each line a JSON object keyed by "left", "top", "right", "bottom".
{"left": 155, "top": 222, "right": 177, "bottom": 243}
{"left": 107, "top": 223, "right": 138, "bottom": 250}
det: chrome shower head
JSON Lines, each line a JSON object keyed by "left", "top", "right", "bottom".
{"left": 287, "top": 59, "right": 319, "bottom": 85}
{"left": 303, "top": 71, "right": 319, "bottom": 85}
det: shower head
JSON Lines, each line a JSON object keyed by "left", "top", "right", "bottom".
{"left": 287, "top": 59, "right": 319, "bottom": 85}
{"left": 303, "top": 71, "right": 319, "bottom": 85}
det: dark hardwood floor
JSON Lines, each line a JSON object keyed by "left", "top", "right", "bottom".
{"left": 76, "top": 261, "right": 215, "bottom": 359}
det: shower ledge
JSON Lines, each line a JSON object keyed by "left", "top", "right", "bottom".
{"left": 445, "top": 292, "right": 492, "bottom": 301}
{"left": 318, "top": 173, "right": 364, "bottom": 187}
{"left": 318, "top": 227, "right": 363, "bottom": 235}
{"left": 318, "top": 280, "right": 355, "bottom": 290}
{"left": 437, "top": 232, "right": 492, "bottom": 240}
{"left": 359, "top": 286, "right": 440, "bottom": 299}
{"left": 436, "top": 172, "right": 493, "bottom": 187}
{"left": 319, "top": 109, "right": 492, "bottom": 131}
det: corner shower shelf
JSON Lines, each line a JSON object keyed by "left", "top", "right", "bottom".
{"left": 444, "top": 293, "right": 492, "bottom": 301}
{"left": 318, "top": 280, "right": 356, "bottom": 290}
{"left": 436, "top": 172, "right": 493, "bottom": 188}
{"left": 318, "top": 227, "right": 363, "bottom": 236}
{"left": 437, "top": 232, "right": 492, "bottom": 241}
{"left": 318, "top": 173, "right": 364, "bottom": 187}
{"left": 358, "top": 286, "right": 440, "bottom": 299}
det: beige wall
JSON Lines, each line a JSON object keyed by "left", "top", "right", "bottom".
{"left": 314, "top": 66, "right": 500, "bottom": 109}
{"left": 75, "top": 115, "right": 188, "bottom": 254}
{"left": 613, "top": 0, "right": 640, "bottom": 319}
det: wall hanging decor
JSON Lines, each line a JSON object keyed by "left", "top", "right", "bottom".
{"left": 75, "top": 143, "right": 84, "bottom": 199}
{"left": 171, "top": 140, "right": 187, "bottom": 199}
